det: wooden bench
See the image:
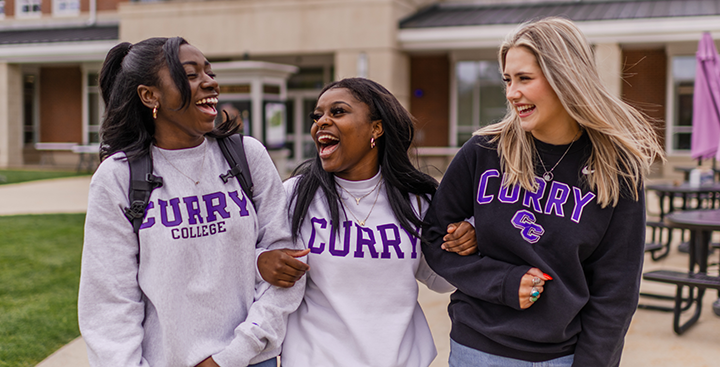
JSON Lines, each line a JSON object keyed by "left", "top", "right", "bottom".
{"left": 413, "top": 147, "right": 460, "bottom": 176}
{"left": 72, "top": 144, "right": 100, "bottom": 172}
{"left": 35, "top": 142, "right": 77, "bottom": 165}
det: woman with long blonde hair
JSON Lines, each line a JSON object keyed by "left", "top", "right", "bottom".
{"left": 422, "top": 17, "right": 663, "bottom": 366}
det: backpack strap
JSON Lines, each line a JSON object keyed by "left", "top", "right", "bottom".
{"left": 218, "top": 134, "right": 255, "bottom": 208}
{"left": 124, "top": 152, "right": 164, "bottom": 234}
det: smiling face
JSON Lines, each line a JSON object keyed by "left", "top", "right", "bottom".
{"left": 503, "top": 46, "right": 577, "bottom": 144}
{"left": 311, "top": 87, "right": 383, "bottom": 181}
{"left": 148, "top": 44, "right": 219, "bottom": 149}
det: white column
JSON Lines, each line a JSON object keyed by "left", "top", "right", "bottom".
{"left": 251, "top": 79, "right": 263, "bottom": 143}
{"left": 594, "top": 43, "right": 622, "bottom": 98}
{"left": 0, "top": 62, "right": 23, "bottom": 168}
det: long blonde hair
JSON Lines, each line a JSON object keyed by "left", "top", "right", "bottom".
{"left": 476, "top": 17, "right": 664, "bottom": 207}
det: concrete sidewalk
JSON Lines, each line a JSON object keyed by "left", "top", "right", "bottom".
{"left": 0, "top": 176, "right": 90, "bottom": 216}
{"left": 2, "top": 177, "right": 718, "bottom": 367}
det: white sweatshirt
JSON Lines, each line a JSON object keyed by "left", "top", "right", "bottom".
{"left": 78, "top": 137, "right": 305, "bottom": 367}
{"left": 281, "top": 170, "right": 454, "bottom": 367}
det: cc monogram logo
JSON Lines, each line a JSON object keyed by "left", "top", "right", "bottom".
{"left": 511, "top": 210, "right": 545, "bottom": 244}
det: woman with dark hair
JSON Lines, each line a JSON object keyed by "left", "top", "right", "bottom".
{"left": 422, "top": 18, "right": 664, "bottom": 366}
{"left": 78, "top": 37, "right": 304, "bottom": 367}
{"left": 257, "top": 77, "right": 477, "bottom": 367}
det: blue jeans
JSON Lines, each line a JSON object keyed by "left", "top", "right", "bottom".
{"left": 449, "top": 339, "right": 574, "bottom": 367}
{"left": 249, "top": 357, "right": 277, "bottom": 367}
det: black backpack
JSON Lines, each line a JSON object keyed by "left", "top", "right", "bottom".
{"left": 123, "top": 134, "right": 255, "bottom": 234}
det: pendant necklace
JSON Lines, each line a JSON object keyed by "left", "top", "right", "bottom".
{"left": 157, "top": 141, "right": 207, "bottom": 185}
{"left": 535, "top": 129, "right": 580, "bottom": 182}
{"left": 340, "top": 179, "right": 383, "bottom": 226}
{"left": 336, "top": 177, "right": 382, "bottom": 205}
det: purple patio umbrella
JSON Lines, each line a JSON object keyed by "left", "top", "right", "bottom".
{"left": 691, "top": 32, "right": 720, "bottom": 161}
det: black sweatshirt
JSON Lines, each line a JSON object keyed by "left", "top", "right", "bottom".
{"left": 422, "top": 133, "right": 645, "bottom": 366}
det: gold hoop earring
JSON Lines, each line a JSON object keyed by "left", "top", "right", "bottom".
{"left": 370, "top": 137, "right": 376, "bottom": 149}
{"left": 153, "top": 105, "right": 158, "bottom": 120}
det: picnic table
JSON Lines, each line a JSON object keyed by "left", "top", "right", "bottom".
{"left": 643, "top": 209, "right": 720, "bottom": 335}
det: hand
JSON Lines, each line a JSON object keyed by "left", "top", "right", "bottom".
{"left": 519, "top": 268, "right": 552, "bottom": 309}
{"left": 196, "top": 356, "right": 220, "bottom": 367}
{"left": 441, "top": 221, "right": 478, "bottom": 255}
{"left": 258, "top": 248, "right": 310, "bottom": 288}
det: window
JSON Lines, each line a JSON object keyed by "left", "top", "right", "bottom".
{"left": 286, "top": 64, "right": 332, "bottom": 165}
{"left": 287, "top": 67, "right": 326, "bottom": 90}
{"left": 285, "top": 93, "right": 319, "bottom": 163}
{"left": 16, "top": 0, "right": 41, "bottom": 18}
{"left": 53, "top": 0, "right": 79, "bottom": 16}
{"left": 454, "top": 60, "right": 506, "bottom": 146}
{"left": 23, "top": 74, "right": 36, "bottom": 144}
{"left": 84, "top": 71, "right": 103, "bottom": 144}
{"left": 670, "top": 56, "right": 696, "bottom": 154}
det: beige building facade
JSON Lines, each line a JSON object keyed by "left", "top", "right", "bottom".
{"left": 0, "top": 0, "right": 123, "bottom": 167}
{"left": 2, "top": 0, "right": 720, "bottom": 179}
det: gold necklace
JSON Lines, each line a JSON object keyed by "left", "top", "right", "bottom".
{"left": 535, "top": 129, "right": 580, "bottom": 182}
{"left": 336, "top": 177, "right": 382, "bottom": 205}
{"left": 341, "top": 180, "right": 383, "bottom": 226}
{"left": 156, "top": 141, "right": 207, "bottom": 185}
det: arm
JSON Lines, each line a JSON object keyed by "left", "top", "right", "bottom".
{"left": 78, "top": 158, "right": 149, "bottom": 367}
{"left": 439, "top": 224, "right": 549, "bottom": 308}
{"left": 411, "top": 195, "right": 465, "bottom": 292}
{"left": 442, "top": 220, "right": 478, "bottom": 255}
{"left": 258, "top": 248, "right": 310, "bottom": 287}
{"left": 421, "top": 142, "right": 531, "bottom": 310}
{"left": 415, "top": 253, "right": 455, "bottom": 293}
{"left": 212, "top": 138, "right": 306, "bottom": 366}
{"left": 256, "top": 176, "right": 310, "bottom": 288}
{"left": 257, "top": 216, "right": 477, "bottom": 288}
{"left": 572, "top": 191, "right": 646, "bottom": 367}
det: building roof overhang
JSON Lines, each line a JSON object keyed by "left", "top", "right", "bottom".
{"left": 399, "top": 1, "right": 720, "bottom": 51}
{"left": 0, "top": 24, "right": 118, "bottom": 63}
{"left": 399, "top": 15, "right": 720, "bottom": 51}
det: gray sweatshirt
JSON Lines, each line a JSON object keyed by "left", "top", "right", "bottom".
{"left": 78, "top": 137, "right": 304, "bottom": 367}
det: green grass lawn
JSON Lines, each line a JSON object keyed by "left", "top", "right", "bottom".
{"left": 0, "top": 170, "right": 89, "bottom": 185}
{"left": 0, "top": 214, "right": 85, "bottom": 367}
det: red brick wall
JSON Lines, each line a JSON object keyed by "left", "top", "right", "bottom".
{"left": 5, "top": 0, "right": 124, "bottom": 16}
{"left": 5, "top": 0, "right": 14, "bottom": 17}
{"left": 410, "top": 55, "right": 450, "bottom": 147}
{"left": 41, "top": 0, "right": 50, "bottom": 14}
{"left": 97, "top": 0, "right": 126, "bottom": 12}
{"left": 39, "top": 67, "right": 83, "bottom": 143}
{"left": 621, "top": 48, "right": 667, "bottom": 146}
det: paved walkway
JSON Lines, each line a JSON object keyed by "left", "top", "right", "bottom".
{"left": 0, "top": 176, "right": 90, "bottom": 216}
{"left": 1, "top": 176, "right": 718, "bottom": 367}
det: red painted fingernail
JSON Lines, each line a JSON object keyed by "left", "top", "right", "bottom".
{"left": 543, "top": 273, "right": 553, "bottom": 280}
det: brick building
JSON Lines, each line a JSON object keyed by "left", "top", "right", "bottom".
{"left": 1, "top": 0, "right": 718, "bottom": 178}
{"left": 0, "top": 0, "right": 122, "bottom": 167}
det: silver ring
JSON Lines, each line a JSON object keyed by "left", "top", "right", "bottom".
{"left": 532, "top": 277, "right": 541, "bottom": 286}
{"left": 531, "top": 287, "right": 540, "bottom": 298}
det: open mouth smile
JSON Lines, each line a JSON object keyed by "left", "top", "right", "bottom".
{"left": 316, "top": 133, "right": 339, "bottom": 158}
{"left": 516, "top": 104, "right": 536, "bottom": 117}
{"left": 196, "top": 97, "right": 218, "bottom": 116}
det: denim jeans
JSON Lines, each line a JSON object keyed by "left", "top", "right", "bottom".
{"left": 449, "top": 339, "right": 574, "bottom": 367}
{"left": 249, "top": 357, "right": 277, "bottom": 367}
